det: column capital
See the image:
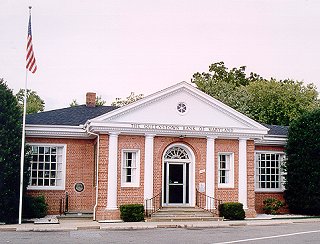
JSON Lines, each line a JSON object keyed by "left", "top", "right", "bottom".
{"left": 238, "top": 137, "right": 250, "bottom": 141}
{"left": 145, "top": 133, "right": 156, "bottom": 138}
{"left": 109, "top": 132, "right": 120, "bottom": 137}
{"left": 206, "top": 135, "right": 218, "bottom": 140}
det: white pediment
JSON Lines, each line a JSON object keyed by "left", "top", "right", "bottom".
{"left": 90, "top": 82, "right": 268, "bottom": 137}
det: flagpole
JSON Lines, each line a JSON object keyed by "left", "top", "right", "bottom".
{"left": 18, "top": 6, "right": 32, "bottom": 225}
{"left": 18, "top": 70, "right": 28, "bottom": 225}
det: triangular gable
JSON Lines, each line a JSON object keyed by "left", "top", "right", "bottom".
{"left": 89, "top": 82, "right": 268, "bottom": 137}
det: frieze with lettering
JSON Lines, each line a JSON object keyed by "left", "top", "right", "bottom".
{"left": 131, "top": 123, "right": 233, "bottom": 133}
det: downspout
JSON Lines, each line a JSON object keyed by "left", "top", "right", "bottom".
{"left": 85, "top": 124, "right": 99, "bottom": 221}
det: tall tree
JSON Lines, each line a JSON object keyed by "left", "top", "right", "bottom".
{"left": 192, "top": 61, "right": 319, "bottom": 125}
{"left": 111, "top": 92, "right": 144, "bottom": 107}
{"left": 16, "top": 89, "right": 45, "bottom": 114}
{"left": 284, "top": 109, "right": 320, "bottom": 215}
{"left": 0, "top": 79, "right": 30, "bottom": 224}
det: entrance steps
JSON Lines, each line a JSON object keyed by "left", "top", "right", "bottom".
{"left": 147, "top": 207, "right": 223, "bottom": 222}
{"left": 58, "top": 211, "right": 93, "bottom": 220}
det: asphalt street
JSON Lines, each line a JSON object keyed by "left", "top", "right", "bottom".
{"left": 1, "top": 222, "right": 320, "bottom": 244}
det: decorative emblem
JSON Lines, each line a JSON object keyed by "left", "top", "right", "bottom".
{"left": 177, "top": 102, "right": 187, "bottom": 114}
{"left": 75, "top": 182, "right": 84, "bottom": 192}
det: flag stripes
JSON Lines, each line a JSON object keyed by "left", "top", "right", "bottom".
{"left": 26, "top": 15, "right": 37, "bottom": 73}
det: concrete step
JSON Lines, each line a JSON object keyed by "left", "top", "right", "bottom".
{"left": 148, "top": 216, "right": 223, "bottom": 222}
{"left": 149, "top": 207, "right": 221, "bottom": 222}
{"left": 58, "top": 211, "right": 93, "bottom": 220}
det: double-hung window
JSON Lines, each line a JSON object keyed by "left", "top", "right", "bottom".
{"left": 121, "top": 150, "right": 140, "bottom": 187}
{"left": 218, "top": 153, "right": 234, "bottom": 188}
{"left": 255, "top": 152, "right": 285, "bottom": 191}
{"left": 28, "top": 144, "right": 66, "bottom": 190}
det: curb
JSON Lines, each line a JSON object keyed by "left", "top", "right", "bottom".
{"left": 1, "top": 218, "right": 320, "bottom": 232}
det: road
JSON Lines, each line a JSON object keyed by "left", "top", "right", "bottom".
{"left": 1, "top": 222, "right": 320, "bottom": 244}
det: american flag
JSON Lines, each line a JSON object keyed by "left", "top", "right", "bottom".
{"left": 26, "top": 14, "right": 37, "bottom": 73}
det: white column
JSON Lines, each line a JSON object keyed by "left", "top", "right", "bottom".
{"left": 206, "top": 136, "right": 216, "bottom": 209}
{"left": 238, "top": 138, "right": 248, "bottom": 209}
{"left": 107, "top": 132, "right": 119, "bottom": 210}
{"left": 144, "top": 134, "right": 155, "bottom": 202}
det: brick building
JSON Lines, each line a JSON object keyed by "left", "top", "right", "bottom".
{"left": 25, "top": 82, "right": 287, "bottom": 220}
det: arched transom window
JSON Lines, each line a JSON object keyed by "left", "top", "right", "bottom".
{"left": 164, "top": 146, "right": 189, "bottom": 160}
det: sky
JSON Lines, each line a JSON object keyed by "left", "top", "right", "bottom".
{"left": 1, "top": 0, "right": 320, "bottom": 111}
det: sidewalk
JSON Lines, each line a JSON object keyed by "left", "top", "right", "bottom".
{"left": 1, "top": 215, "right": 320, "bottom": 232}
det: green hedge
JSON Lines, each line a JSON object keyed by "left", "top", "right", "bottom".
{"left": 219, "top": 202, "right": 245, "bottom": 220}
{"left": 120, "top": 204, "right": 144, "bottom": 222}
{"left": 23, "top": 195, "right": 48, "bottom": 219}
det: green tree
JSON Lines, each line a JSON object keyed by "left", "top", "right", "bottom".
{"left": 69, "top": 99, "right": 79, "bottom": 107}
{"left": 111, "top": 92, "right": 144, "bottom": 107}
{"left": 16, "top": 89, "right": 45, "bottom": 114}
{"left": 0, "top": 79, "right": 30, "bottom": 224}
{"left": 241, "top": 79, "right": 319, "bottom": 125}
{"left": 192, "top": 61, "right": 319, "bottom": 125}
{"left": 95, "top": 95, "right": 106, "bottom": 106}
{"left": 284, "top": 109, "right": 320, "bottom": 215}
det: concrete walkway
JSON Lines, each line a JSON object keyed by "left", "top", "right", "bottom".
{"left": 1, "top": 215, "right": 320, "bottom": 232}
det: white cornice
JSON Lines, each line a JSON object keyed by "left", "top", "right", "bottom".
{"left": 255, "top": 136, "right": 287, "bottom": 146}
{"left": 26, "top": 124, "right": 90, "bottom": 139}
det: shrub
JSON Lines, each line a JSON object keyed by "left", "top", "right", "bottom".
{"left": 120, "top": 204, "right": 144, "bottom": 222}
{"left": 263, "top": 198, "right": 284, "bottom": 214}
{"left": 23, "top": 195, "right": 48, "bottom": 219}
{"left": 219, "top": 202, "right": 245, "bottom": 220}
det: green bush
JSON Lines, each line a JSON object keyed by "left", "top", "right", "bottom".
{"left": 263, "top": 198, "right": 284, "bottom": 215}
{"left": 219, "top": 202, "right": 245, "bottom": 220}
{"left": 23, "top": 195, "right": 48, "bottom": 219}
{"left": 120, "top": 204, "right": 144, "bottom": 222}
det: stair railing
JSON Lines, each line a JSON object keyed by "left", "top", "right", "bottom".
{"left": 145, "top": 191, "right": 162, "bottom": 217}
{"left": 59, "top": 192, "right": 69, "bottom": 215}
{"left": 196, "top": 189, "right": 222, "bottom": 215}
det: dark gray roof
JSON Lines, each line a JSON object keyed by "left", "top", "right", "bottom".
{"left": 26, "top": 105, "right": 118, "bottom": 126}
{"left": 27, "top": 106, "right": 289, "bottom": 136}
{"left": 262, "top": 123, "right": 288, "bottom": 136}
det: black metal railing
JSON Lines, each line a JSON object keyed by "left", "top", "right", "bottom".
{"left": 145, "top": 191, "right": 162, "bottom": 217}
{"left": 196, "top": 189, "right": 222, "bottom": 215}
{"left": 59, "top": 192, "right": 69, "bottom": 215}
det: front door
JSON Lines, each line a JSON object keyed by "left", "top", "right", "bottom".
{"left": 164, "top": 162, "right": 189, "bottom": 205}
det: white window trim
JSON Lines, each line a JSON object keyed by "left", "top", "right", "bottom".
{"left": 255, "top": 151, "right": 285, "bottom": 192}
{"left": 218, "top": 152, "right": 234, "bottom": 188}
{"left": 27, "top": 143, "right": 67, "bottom": 191}
{"left": 121, "top": 149, "right": 140, "bottom": 188}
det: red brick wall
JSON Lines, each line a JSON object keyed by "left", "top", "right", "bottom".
{"left": 153, "top": 136, "right": 207, "bottom": 204}
{"left": 255, "top": 192, "right": 288, "bottom": 214}
{"left": 215, "top": 139, "right": 239, "bottom": 202}
{"left": 117, "top": 135, "right": 145, "bottom": 205}
{"left": 96, "top": 134, "right": 109, "bottom": 220}
{"left": 246, "top": 140, "right": 256, "bottom": 217}
{"left": 26, "top": 137, "right": 96, "bottom": 214}
{"left": 255, "top": 145, "right": 285, "bottom": 152}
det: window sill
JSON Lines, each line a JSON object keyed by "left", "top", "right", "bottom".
{"left": 255, "top": 189, "right": 284, "bottom": 193}
{"left": 27, "top": 186, "right": 65, "bottom": 191}
{"left": 218, "top": 184, "right": 234, "bottom": 189}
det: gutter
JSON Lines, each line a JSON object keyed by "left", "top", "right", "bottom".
{"left": 85, "top": 125, "right": 99, "bottom": 221}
